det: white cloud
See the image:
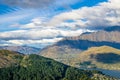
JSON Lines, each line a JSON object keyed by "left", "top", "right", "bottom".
{"left": 0, "top": 38, "right": 63, "bottom": 48}
{"left": 45, "top": 0, "right": 120, "bottom": 28}
{"left": 19, "top": 17, "right": 46, "bottom": 29}
{"left": 7, "top": 38, "right": 62, "bottom": 45}
{"left": 0, "top": 26, "right": 94, "bottom": 48}
{"left": 0, "top": 28, "right": 92, "bottom": 40}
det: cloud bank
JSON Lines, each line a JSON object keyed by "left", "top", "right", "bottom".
{"left": 0, "top": 28, "right": 92, "bottom": 48}
{"left": 45, "top": 0, "right": 120, "bottom": 29}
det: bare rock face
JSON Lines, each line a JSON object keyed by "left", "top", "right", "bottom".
{"left": 66, "top": 26, "right": 120, "bottom": 43}
{"left": 74, "top": 31, "right": 120, "bottom": 43}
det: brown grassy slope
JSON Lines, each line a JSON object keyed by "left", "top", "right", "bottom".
{"left": 0, "top": 50, "right": 23, "bottom": 68}
{"left": 73, "top": 46, "right": 120, "bottom": 70}
{"left": 78, "top": 46, "right": 120, "bottom": 61}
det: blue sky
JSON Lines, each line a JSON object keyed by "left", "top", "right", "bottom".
{"left": 0, "top": 0, "right": 120, "bottom": 48}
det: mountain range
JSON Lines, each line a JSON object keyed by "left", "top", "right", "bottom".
{"left": 40, "top": 26, "right": 120, "bottom": 62}
{"left": 0, "top": 46, "right": 40, "bottom": 54}
{"left": 39, "top": 26, "right": 120, "bottom": 78}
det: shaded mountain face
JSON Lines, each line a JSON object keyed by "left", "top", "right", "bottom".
{"left": 0, "top": 46, "right": 40, "bottom": 54}
{"left": 0, "top": 50, "right": 115, "bottom": 80}
{"left": 95, "top": 53, "right": 120, "bottom": 63}
{"left": 40, "top": 27, "right": 120, "bottom": 61}
{"left": 104, "top": 26, "right": 120, "bottom": 32}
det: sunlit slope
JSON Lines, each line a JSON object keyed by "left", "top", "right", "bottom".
{"left": 0, "top": 50, "right": 23, "bottom": 68}
{"left": 74, "top": 46, "right": 120, "bottom": 70}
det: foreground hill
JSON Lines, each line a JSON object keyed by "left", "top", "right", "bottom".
{"left": 0, "top": 50, "right": 116, "bottom": 80}
{"left": 0, "top": 50, "right": 23, "bottom": 68}
{"left": 74, "top": 46, "right": 120, "bottom": 70}
{"left": 0, "top": 46, "right": 40, "bottom": 54}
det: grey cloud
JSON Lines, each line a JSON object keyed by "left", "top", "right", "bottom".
{"left": 0, "top": 0, "right": 55, "bottom": 8}
{"left": 0, "top": 0, "right": 80, "bottom": 9}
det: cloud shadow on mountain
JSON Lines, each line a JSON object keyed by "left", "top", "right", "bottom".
{"left": 94, "top": 53, "right": 120, "bottom": 64}
{"left": 56, "top": 39, "right": 120, "bottom": 50}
